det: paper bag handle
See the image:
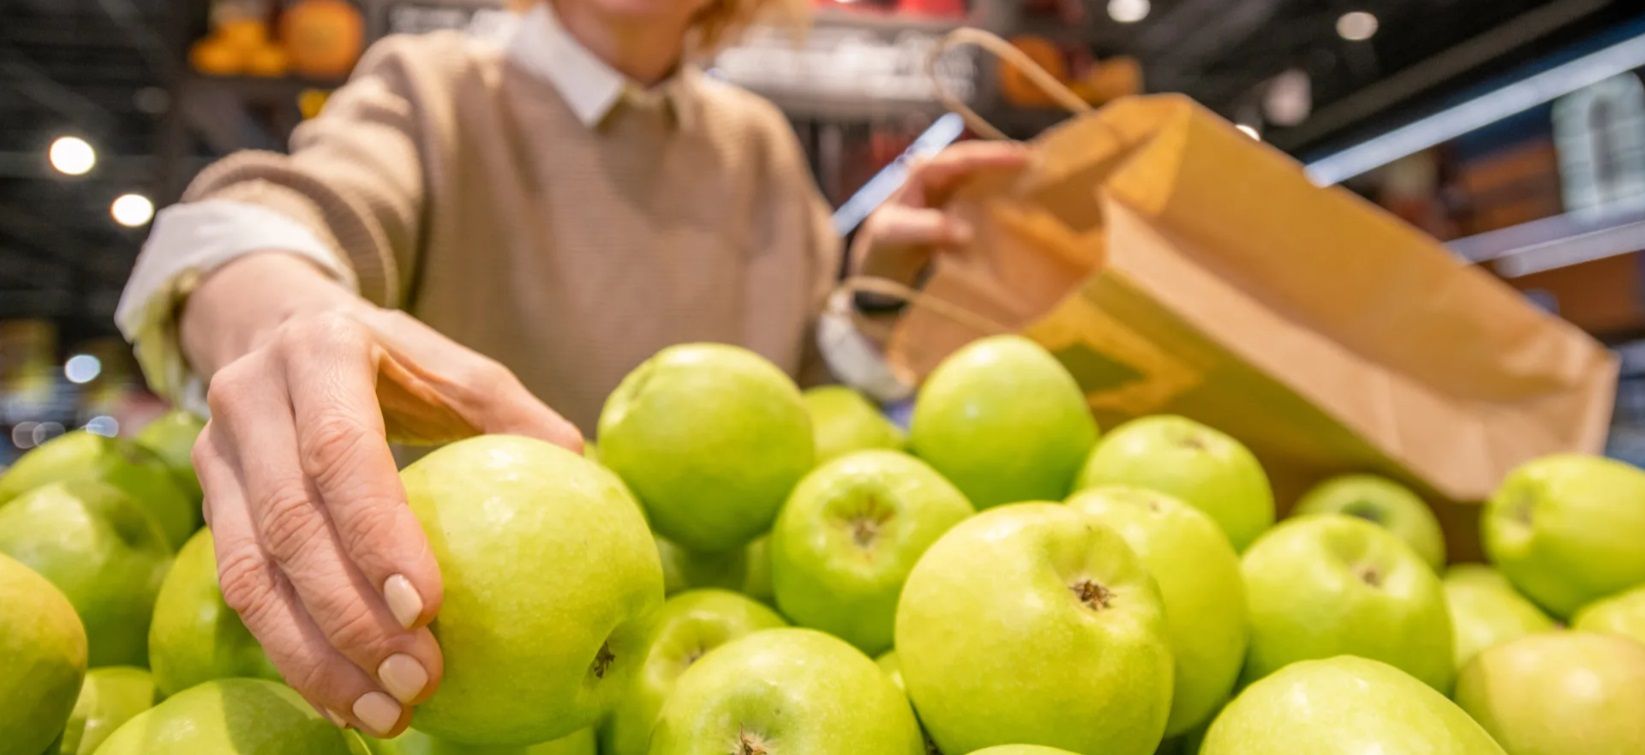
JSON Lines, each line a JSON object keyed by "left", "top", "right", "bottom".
{"left": 927, "top": 27, "right": 1094, "bottom": 141}
{"left": 839, "top": 275, "right": 1011, "bottom": 336}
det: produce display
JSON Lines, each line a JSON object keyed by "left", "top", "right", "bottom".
{"left": 4, "top": 335, "right": 1645, "bottom": 753}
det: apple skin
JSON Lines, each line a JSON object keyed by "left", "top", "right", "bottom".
{"left": 1293, "top": 474, "right": 1445, "bottom": 570}
{"left": 1483, "top": 454, "right": 1645, "bottom": 618}
{"left": 771, "top": 450, "right": 974, "bottom": 654}
{"left": 96, "top": 678, "right": 369, "bottom": 754}
{"left": 0, "top": 480, "right": 173, "bottom": 667}
{"left": 804, "top": 385, "right": 906, "bottom": 463}
{"left": 1455, "top": 631, "right": 1645, "bottom": 755}
{"left": 599, "top": 589, "right": 787, "bottom": 755}
{"left": 655, "top": 537, "right": 746, "bottom": 596}
{"left": 909, "top": 336, "right": 1097, "bottom": 509}
{"left": 1442, "top": 564, "right": 1555, "bottom": 669}
{"left": 383, "top": 727, "right": 595, "bottom": 755}
{"left": 1067, "top": 486, "right": 1247, "bottom": 737}
{"left": 1573, "top": 584, "right": 1645, "bottom": 645}
{"left": 1201, "top": 656, "right": 1504, "bottom": 755}
{"left": 895, "top": 503, "right": 1172, "bottom": 755}
{"left": 134, "top": 409, "right": 206, "bottom": 504}
{"left": 740, "top": 535, "right": 774, "bottom": 604}
{"left": 1076, "top": 415, "right": 1273, "bottom": 551}
{"left": 1240, "top": 514, "right": 1454, "bottom": 691}
{"left": 58, "top": 666, "right": 155, "bottom": 755}
{"left": 401, "top": 435, "right": 663, "bottom": 745}
{"left": 966, "top": 747, "right": 1081, "bottom": 755}
{"left": 598, "top": 343, "right": 814, "bottom": 552}
{"left": 876, "top": 651, "right": 904, "bottom": 693}
{"left": 648, "top": 627, "right": 925, "bottom": 755}
{"left": 148, "top": 528, "right": 281, "bottom": 696}
{"left": 0, "top": 429, "right": 196, "bottom": 549}
{"left": 0, "top": 551, "right": 86, "bottom": 755}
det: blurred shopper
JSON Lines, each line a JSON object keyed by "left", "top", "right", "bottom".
{"left": 116, "top": 0, "right": 1023, "bottom": 737}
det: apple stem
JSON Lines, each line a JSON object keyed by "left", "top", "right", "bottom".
{"left": 590, "top": 641, "right": 616, "bottom": 679}
{"left": 1070, "top": 578, "right": 1114, "bottom": 610}
{"left": 736, "top": 726, "right": 770, "bottom": 755}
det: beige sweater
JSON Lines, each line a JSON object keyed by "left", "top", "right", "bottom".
{"left": 181, "top": 31, "right": 839, "bottom": 432}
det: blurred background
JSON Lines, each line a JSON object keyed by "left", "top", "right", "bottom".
{"left": 2, "top": 0, "right": 1643, "bottom": 466}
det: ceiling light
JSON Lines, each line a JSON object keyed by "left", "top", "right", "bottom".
{"left": 111, "top": 193, "right": 155, "bottom": 228}
{"left": 1337, "top": 11, "right": 1379, "bottom": 42}
{"left": 48, "top": 136, "right": 96, "bottom": 176}
{"left": 1108, "top": 0, "right": 1151, "bottom": 24}
{"left": 64, "top": 354, "right": 102, "bottom": 384}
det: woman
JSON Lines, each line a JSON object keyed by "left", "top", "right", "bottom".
{"left": 117, "top": 0, "right": 1024, "bottom": 736}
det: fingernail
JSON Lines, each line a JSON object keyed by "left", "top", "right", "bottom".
{"left": 378, "top": 653, "right": 429, "bottom": 703}
{"left": 384, "top": 574, "right": 422, "bottom": 628}
{"left": 324, "top": 708, "right": 349, "bottom": 729}
{"left": 352, "top": 691, "right": 401, "bottom": 736}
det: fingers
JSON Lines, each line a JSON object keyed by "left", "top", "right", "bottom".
{"left": 904, "top": 141, "right": 1031, "bottom": 206}
{"left": 866, "top": 205, "right": 976, "bottom": 249}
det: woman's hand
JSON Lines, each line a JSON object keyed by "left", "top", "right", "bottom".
{"left": 851, "top": 141, "right": 1031, "bottom": 283}
{"left": 183, "top": 254, "right": 581, "bottom": 737}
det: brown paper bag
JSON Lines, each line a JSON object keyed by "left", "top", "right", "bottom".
{"left": 872, "top": 33, "right": 1616, "bottom": 547}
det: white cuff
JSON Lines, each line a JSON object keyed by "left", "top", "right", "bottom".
{"left": 816, "top": 288, "right": 915, "bottom": 403}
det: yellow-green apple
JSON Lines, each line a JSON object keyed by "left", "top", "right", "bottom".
{"left": 655, "top": 537, "right": 746, "bottom": 596}
{"left": 0, "top": 480, "right": 172, "bottom": 666}
{"left": 599, "top": 589, "right": 787, "bottom": 755}
{"left": 96, "top": 678, "right": 369, "bottom": 754}
{"left": 1240, "top": 514, "right": 1453, "bottom": 690}
{"left": 0, "top": 429, "right": 195, "bottom": 548}
{"left": 1293, "top": 474, "right": 1445, "bottom": 570}
{"left": 876, "top": 651, "right": 904, "bottom": 693}
{"left": 741, "top": 536, "right": 774, "bottom": 604}
{"left": 648, "top": 628, "right": 924, "bottom": 754}
{"left": 1067, "top": 486, "right": 1246, "bottom": 736}
{"left": 401, "top": 435, "right": 662, "bottom": 745}
{"left": 0, "top": 551, "right": 86, "bottom": 755}
{"left": 803, "top": 385, "right": 905, "bottom": 463}
{"left": 1442, "top": 564, "right": 1555, "bottom": 669}
{"left": 1483, "top": 454, "right": 1645, "bottom": 617}
{"left": 967, "top": 748, "right": 1080, "bottom": 755}
{"left": 1076, "top": 416, "right": 1273, "bottom": 550}
{"left": 1201, "top": 656, "right": 1503, "bottom": 755}
{"left": 908, "top": 336, "right": 1096, "bottom": 509}
{"left": 598, "top": 344, "right": 813, "bottom": 552}
{"left": 771, "top": 450, "right": 973, "bottom": 654}
{"left": 380, "top": 727, "right": 595, "bottom": 755}
{"left": 134, "top": 409, "right": 206, "bottom": 503}
{"left": 1455, "top": 631, "right": 1645, "bottom": 755}
{"left": 148, "top": 528, "right": 279, "bottom": 696}
{"left": 1573, "top": 584, "right": 1645, "bottom": 645}
{"left": 895, "top": 503, "right": 1172, "bottom": 755}
{"left": 58, "top": 666, "right": 154, "bottom": 754}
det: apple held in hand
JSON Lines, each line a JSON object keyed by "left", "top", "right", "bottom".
{"left": 1293, "top": 474, "right": 1445, "bottom": 570}
{"left": 896, "top": 503, "right": 1172, "bottom": 755}
{"left": 0, "top": 551, "right": 86, "bottom": 755}
{"left": 401, "top": 435, "right": 662, "bottom": 745}
{"left": 0, "top": 429, "right": 196, "bottom": 548}
{"left": 803, "top": 385, "right": 905, "bottom": 463}
{"left": 599, "top": 589, "right": 787, "bottom": 755}
{"left": 96, "top": 678, "right": 368, "bottom": 754}
{"left": 1442, "top": 564, "right": 1555, "bottom": 669}
{"left": 1240, "top": 514, "right": 1454, "bottom": 691}
{"left": 598, "top": 343, "right": 813, "bottom": 553}
{"left": 1455, "top": 632, "right": 1645, "bottom": 755}
{"left": 1483, "top": 454, "right": 1645, "bottom": 618}
{"left": 1201, "top": 656, "right": 1503, "bottom": 755}
{"left": 909, "top": 336, "right": 1096, "bottom": 509}
{"left": 1068, "top": 486, "right": 1247, "bottom": 736}
{"left": 1076, "top": 415, "right": 1273, "bottom": 550}
{"left": 648, "top": 628, "right": 925, "bottom": 755}
{"left": 771, "top": 450, "right": 973, "bottom": 654}
{"left": 1573, "top": 584, "right": 1645, "bottom": 645}
{"left": 149, "top": 528, "right": 280, "bottom": 696}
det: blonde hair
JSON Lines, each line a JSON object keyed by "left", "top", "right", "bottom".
{"left": 508, "top": 0, "right": 806, "bottom": 53}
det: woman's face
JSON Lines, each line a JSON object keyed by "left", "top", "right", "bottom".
{"left": 559, "top": 0, "right": 715, "bottom": 29}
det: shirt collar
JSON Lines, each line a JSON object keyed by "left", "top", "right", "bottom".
{"left": 504, "top": 3, "right": 694, "bottom": 129}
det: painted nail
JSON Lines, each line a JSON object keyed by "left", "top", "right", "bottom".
{"left": 352, "top": 691, "right": 401, "bottom": 736}
{"left": 324, "top": 708, "right": 349, "bottom": 729}
{"left": 378, "top": 653, "right": 429, "bottom": 703}
{"left": 384, "top": 574, "right": 422, "bottom": 628}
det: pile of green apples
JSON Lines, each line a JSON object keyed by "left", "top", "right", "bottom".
{"left": 6, "top": 337, "right": 1645, "bottom": 755}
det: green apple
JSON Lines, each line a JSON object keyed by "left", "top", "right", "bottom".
{"left": 803, "top": 385, "right": 905, "bottom": 463}
{"left": 1201, "top": 656, "right": 1503, "bottom": 755}
{"left": 383, "top": 727, "right": 595, "bottom": 755}
{"left": 1067, "top": 486, "right": 1246, "bottom": 736}
{"left": 1483, "top": 454, "right": 1645, "bottom": 617}
{"left": 148, "top": 528, "right": 279, "bottom": 696}
{"left": 401, "top": 435, "right": 663, "bottom": 745}
{"left": 1293, "top": 474, "right": 1445, "bottom": 570}
{"left": 896, "top": 503, "right": 1172, "bottom": 755}
{"left": 1442, "top": 564, "right": 1555, "bottom": 669}
{"left": 656, "top": 537, "right": 746, "bottom": 596}
{"left": 876, "top": 651, "right": 904, "bottom": 693}
{"left": 96, "top": 678, "right": 369, "bottom": 754}
{"left": 1076, "top": 415, "right": 1273, "bottom": 550}
{"left": 909, "top": 335, "right": 1097, "bottom": 509}
{"left": 648, "top": 627, "right": 925, "bottom": 754}
{"left": 0, "top": 480, "right": 173, "bottom": 667}
{"left": 0, "top": 551, "right": 86, "bottom": 755}
{"left": 1240, "top": 514, "right": 1453, "bottom": 690}
{"left": 771, "top": 450, "right": 973, "bottom": 654}
{"left": 741, "top": 535, "right": 774, "bottom": 604}
{"left": 598, "top": 343, "right": 814, "bottom": 552}
{"left": 134, "top": 409, "right": 206, "bottom": 503}
{"left": 1573, "top": 584, "right": 1645, "bottom": 645}
{"left": 1456, "top": 631, "right": 1645, "bottom": 755}
{"left": 58, "top": 666, "right": 155, "bottom": 755}
{"left": 0, "top": 429, "right": 196, "bottom": 548}
{"left": 967, "top": 748, "right": 1081, "bottom": 755}
{"left": 600, "top": 589, "right": 787, "bottom": 755}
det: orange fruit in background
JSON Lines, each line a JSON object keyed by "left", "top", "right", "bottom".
{"left": 281, "top": 0, "right": 365, "bottom": 80}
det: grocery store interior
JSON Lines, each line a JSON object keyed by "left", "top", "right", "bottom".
{"left": 3, "top": 0, "right": 1645, "bottom": 468}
